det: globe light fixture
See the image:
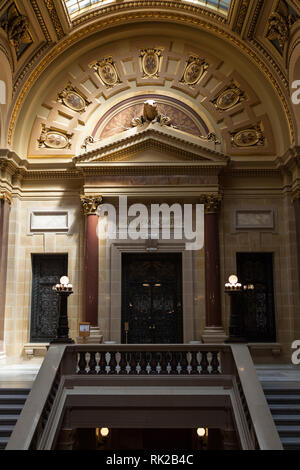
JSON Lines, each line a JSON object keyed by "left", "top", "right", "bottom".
{"left": 197, "top": 428, "right": 206, "bottom": 437}
{"left": 100, "top": 428, "right": 110, "bottom": 437}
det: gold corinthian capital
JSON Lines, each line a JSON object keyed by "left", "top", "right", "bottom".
{"left": 0, "top": 191, "right": 12, "bottom": 205}
{"left": 199, "top": 194, "right": 222, "bottom": 213}
{"left": 80, "top": 194, "right": 103, "bottom": 215}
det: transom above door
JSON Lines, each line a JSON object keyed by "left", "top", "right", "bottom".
{"left": 121, "top": 253, "right": 183, "bottom": 344}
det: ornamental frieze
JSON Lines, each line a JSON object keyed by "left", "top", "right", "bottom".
{"left": 231, "top": 125, "right": 265, "bottom": 148}
{"left": 91, "top": 57, "right": 122, "bottom": 88}
{"left": 139, "top": 49, "right": 163, "bottom": 79}
{"left": 180, "top": 56, "right": 208, "bottom": 87}
{"left": 38, "top": 125, "right": 72, "bottom": 149}
{"left": 57, "top": 84, "right": 91, "bottom": 113}
{"left": 212, "top": 82, "right": 246, "bottom": 111}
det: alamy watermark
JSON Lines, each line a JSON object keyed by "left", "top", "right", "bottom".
{"left": 96, "top": 196, "right": 204, "bottom": 251}
{"left": 292, "top": 340, "right": 300, "bottom": 365}
{"left": 292, "top": 80, "right": 300, "bottom": 105}
{"left": 0, "top": 80, "right": 5, "bottom": 105}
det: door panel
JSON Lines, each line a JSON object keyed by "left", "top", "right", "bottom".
{"left": 236, "top": 252, "right": 276, "bottom": 342}
{"left": 30, "top": 254, "right": 68, "bottom": 342}
{"left": 122, "top": 253, "right": 183, "bottom": 344}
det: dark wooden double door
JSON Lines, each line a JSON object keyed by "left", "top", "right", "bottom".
{"left": 30, "top": 254, "right": 68, "bottom": 342}
{"left": 122, "top": 253, "right": 183, "bottom": 344}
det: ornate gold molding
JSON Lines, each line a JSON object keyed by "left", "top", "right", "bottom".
{"left": 7, "top": 5, "right": 295, "bottom": 145}
{"left": 199, "top": 193, "right": 222, "bottom": 213}
{"left": 80, "top": 194, "right": 102, "bottom": 215}
{"left": 0, "top": 191, "right": 12, "bottom": 204}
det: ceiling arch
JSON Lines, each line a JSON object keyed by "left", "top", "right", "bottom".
{"left": 10, "top": 21, "right": 291, "bottom": 160}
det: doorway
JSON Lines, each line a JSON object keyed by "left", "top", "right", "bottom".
{"left": 30, "top": 254, "right": 68, "bottom": 342}
{"left": 121, "top": 253, "right": 183, "bottom": 344}
{"left": 236, "top": 252, "right": 276, "bottom": 342}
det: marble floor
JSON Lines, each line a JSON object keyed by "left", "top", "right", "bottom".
{"left": 0, "top": 359, "right": 42, "bottom": 388}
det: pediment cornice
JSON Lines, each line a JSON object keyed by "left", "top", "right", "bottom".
{"left": 73, "top": 125, "right": 227, "bottom": 167}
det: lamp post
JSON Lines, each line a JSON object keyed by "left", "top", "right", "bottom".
{"left": 225, "top": 275, "right": 254, "bottom": 343}
{"left": 51, "top": 276, "right": 74, "bottom": 344}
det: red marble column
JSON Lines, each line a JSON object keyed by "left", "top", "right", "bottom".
{"left": 81, "top": 195, "right": 102, "bottom": 326}
{"left": 0, "top": 192, "right": 11, "bottom": 352}
{"left": 293, "top": 194, "right": 300, "bottom": 288}
{"left": 201, "top": 195, "right": 227, "bottom": 343}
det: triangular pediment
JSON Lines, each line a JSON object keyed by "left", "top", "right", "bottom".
{"left": 73, "top": 124, "right": 228, "bottom": 167}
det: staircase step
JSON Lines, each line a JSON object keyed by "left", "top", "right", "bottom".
{"left": 0, "top": 395, "right": 29, "bottom": 404}
{"left": 280, "top": 437, "right": 300, "bottom": 450}
{"left": 0, "top": 404, "right": 23, "bottom": 414}
{"left": 263, "top": 387, "right": 300, "bottom": 396}
{"left": 273, "top": 415, "right": 300, "bottom": 425}
{"left": 0, "top": 389, "right": 30, "bottom": 396}
{"left": 269, "top": 404, "right": 300, "bottom": 414}
{"left": 277, "top": 426, "right": 300, "bottom": 436}
{"left": 0, "top": 437, "right": 9, "bottom": 450}
{"left": 266, "top": 395, "right": 300, "bottom": 404}
{"left": 0, "top": 415, "right": 19, "bottom": 425}
{"left": 0, "top": 425, "right": 14, "bottom": 437}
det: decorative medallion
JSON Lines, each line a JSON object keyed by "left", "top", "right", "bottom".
{"left": 57, "top": 84, "right": 90, "bottom": 113}
{"left": 139, "top": 49, "right": 163, "bottom": 78}
{"left": 231, "top": 125, "right": 264, "bottom": 147}
{"left": 38, "top": 125, "right": 72, "bottom": 149}
{"left": 213, "top": 82, "right": 246, "bottom": 111}
{"left": 92, "top": 57, "right": 121, "bottom": 88}
{"left": 131, "top": 100, "right": 172, "bottom": 128}
{"left": 180, "top": 56, "right": 208, "bottom": 87}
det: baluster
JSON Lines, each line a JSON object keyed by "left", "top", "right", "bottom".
{"left": 119, "top": 351, "right": 127, "bottom": 375}
{"left": 129, "top": 352, "right": 137, "bottom": 375}
{"left": 108, "top": 351, "right": 117, "bottom": 374}
{"left": 139, "top": 352, "right": 147, "bottom": 374}
{"left": 211, "top": 351, "right": 220, "bottom": 374}
{"left": 88, "top": 351, "right": 97, "bottom": 375}
{"left": 169, "top": 352, "right": 179, "bottom": 374}
{"left": 149, "top": 352, "right": 158, "bottom": 375}
{"left": 190, "top": 351, "right": 199, "bottom": 375}
{"left": 200, "top": 351, "right": 209, "bottom": 374}
{"left": 160, "top": 352, "right": 168, "bottom": 374}
{"left": 180, "top": 352, "right": 188, "bottom": 375}
{"left": 98, "top": 351, "right": 107, "bottom": 374}
{"left": 78, "top": 352, "right": 87, "bottom": 374}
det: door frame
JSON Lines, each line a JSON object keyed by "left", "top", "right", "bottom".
{"left": 121, "top": 252, "right": 183, "bottom": 344}
{"left": 109, "top": 241, "right": 196, "bottom": 343}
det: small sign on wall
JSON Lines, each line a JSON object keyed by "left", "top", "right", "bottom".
{"left": 235, "top": 210, "right": 275, "bottom": 230}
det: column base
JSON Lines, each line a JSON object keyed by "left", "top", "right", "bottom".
{"left": 202, "top": 327, "right": 228, "bottom": 344}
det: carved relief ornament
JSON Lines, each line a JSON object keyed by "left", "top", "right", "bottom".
{"left": 199, "top": 194, "right": 222, "bottom": 213}
{"left": 0, "top": 191, "right": 12, "bottom": 204}
{"left": 80, "top": 195, "right": 103, "bottom": 215}
{"left": 212, "top": 82, "right": 246, "bottom": 111}
{"left": 38, "top": 125, "right": 72, "bottom": 149}
{"left": 180, "top": 56, "right": 208, "bottom": 87}
{"left": 139, "top": 49, "right": 163, "bottom": 78}
{"left": 231, "top": 124, "right": 265, "bottom": 148}
{"left": 92, "top": 57, "right": 121, "bottom": 88}
{"left": 0, "top": 4, "right": 32, "bottom": 57}
{"left": 57, "top": 84, "right": 91, "bottom": 113}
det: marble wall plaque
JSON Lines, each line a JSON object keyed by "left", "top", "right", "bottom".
{"left": 235, "top": 210, "right": 274, "bottom": 229}
{"left": 30, "top": 211, "right": 69, "bottom": 232}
